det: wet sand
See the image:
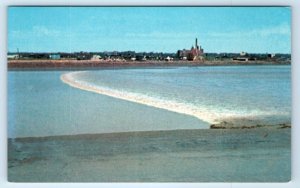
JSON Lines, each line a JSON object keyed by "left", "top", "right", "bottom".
{"left": 8, "top": 127, "right": 291, "bottom": 182}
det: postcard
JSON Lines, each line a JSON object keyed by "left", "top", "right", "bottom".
{"left": 7, "top": 6, "right": 291, "bottom": 182}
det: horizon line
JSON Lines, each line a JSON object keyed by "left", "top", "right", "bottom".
{"left": 7, "top": 51, "right": 291, "bottom": 55}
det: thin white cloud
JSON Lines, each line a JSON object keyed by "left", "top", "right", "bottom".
{"left": 123, "top": 24, "right": 290, "bottom": 41}
{"left": 32, "top": 26, "right": 61, "bottom": 37}
{"left": 10, "top": 26, "right": 61, "bottom": 38}
{"left": 124, "top": 31, "right": 196, "bottom": 39}
{"left": 257, "top": 24, "right": 290, "bottom": 36}
{"left": 207, "top": 24, "right": 290, "bottom": 38}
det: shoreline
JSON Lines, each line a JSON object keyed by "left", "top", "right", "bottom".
{"left": 7, "top": 59, "right": 290, "bottom": 70}
{"left": 8, "top": 127, "right": 291, "bottom": 182}
{"left": 9, "top": 124, "right": 291, "bottom": 140}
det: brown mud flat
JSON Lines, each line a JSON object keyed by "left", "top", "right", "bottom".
{"left": 210, "top": 121, "right": 291, "bottom": 129}
{"left": 8, "top": 128, "right": 291, "bottom": 182}
{"left": 7, "top": 59, "right": 290, "bottom": 69}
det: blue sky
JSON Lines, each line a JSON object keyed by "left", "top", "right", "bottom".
{"left": 8, "top": 7, "right": 291, "bottom": 53}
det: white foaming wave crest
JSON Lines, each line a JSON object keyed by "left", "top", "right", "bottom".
{"left": 60, "top": 71, "right": 283, "bottom": 124}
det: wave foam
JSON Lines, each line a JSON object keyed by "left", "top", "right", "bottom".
{"left": 60, "top": 71, "right": 280, "bottom": 124}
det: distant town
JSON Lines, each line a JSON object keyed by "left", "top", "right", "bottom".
{"left": 7, "top": 38, "right": 291, "bottom": 68}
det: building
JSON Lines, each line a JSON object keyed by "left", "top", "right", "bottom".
{"left": 268, "top": 53, "right": 276, "bottom": 58}
{"left": 49, "top": 54, "right": 61, "bottom": 60}
{"left": 7, "top": 54, "right": 19, "bottom": 60}
{"left": 240, "top": 51, "right": 247, "bottom": 56}
{"left": 91, "top": 55, "right": 102, "bottom": 60}
{"left": 177, "top": 38, "right": 204, "bottom": 61}
{"left": 75, "top": 52, "right": 92, "bottom": 60}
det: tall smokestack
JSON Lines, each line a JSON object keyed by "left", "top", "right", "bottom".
{"left": 195, "top": 38, "right": 198, "bottom": 49}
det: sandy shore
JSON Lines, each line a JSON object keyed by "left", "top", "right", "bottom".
{"left": 8, "top": 127, "right": 291, "bottom": 182}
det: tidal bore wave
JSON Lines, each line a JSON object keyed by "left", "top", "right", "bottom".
{"left": 60, "top": 71, "right": 280, "bottom": 125}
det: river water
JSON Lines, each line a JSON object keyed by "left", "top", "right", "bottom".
{"left": 8, "top": 65, "right": 291, "bottom": 138}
